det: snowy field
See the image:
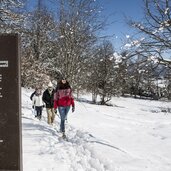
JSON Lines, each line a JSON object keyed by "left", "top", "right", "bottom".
{"left": 22, "top": 88, "right": 171, "bottom": 171}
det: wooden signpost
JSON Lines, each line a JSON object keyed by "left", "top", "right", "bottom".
{"left": 0, "top": 34, "right": 22, "bottom": 171}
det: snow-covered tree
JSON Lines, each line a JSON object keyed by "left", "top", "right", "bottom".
{"left": 0, "top": 0, "right": 24, "bottom": 33}
{"left": 86, "top": 41, "right": 116, "bottom": 104}
{"left": 129, "top": 0, "right": 171, "bottom": 67}
{"left": 52, "top": 0, "right": 105, "bottom": 85}
{"left": 21, "top": 0, "right": 58, "bottom": 87}
{"left": 124, "top": 0, "right": 171, "bottom": 99}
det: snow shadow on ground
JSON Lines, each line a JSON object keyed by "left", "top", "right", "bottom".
{"left": 22, "top": 116, "right": 59, "bottom": 137}
{"left": 23, "top": 115, "right": 127, "bottom": 156}
{"left": 77, "top": 97, "right": 125, "bottom": 108}
{"left": 76, "top": 97, "right": 94, "bottom": 104}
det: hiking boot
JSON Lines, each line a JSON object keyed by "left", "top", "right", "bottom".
{"left": 62, "top": 132, "right": 66, "bottom": 139}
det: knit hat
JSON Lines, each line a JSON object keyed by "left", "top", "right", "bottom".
{"left": 62, "top": 77, "right": 67, "bottom": 80}
{"left": 48, "top": 81, "right": 53, "bottom": 87}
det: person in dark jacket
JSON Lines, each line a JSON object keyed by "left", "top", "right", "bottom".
{"left": 54, "top": 78, "right": 75, "bottom": 138}
{"left": 42, "top": 82, "right": 55, "bottom": 125}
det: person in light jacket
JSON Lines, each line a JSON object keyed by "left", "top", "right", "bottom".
{"left": 32, "top": 88, "right": 44, "bottom": 120}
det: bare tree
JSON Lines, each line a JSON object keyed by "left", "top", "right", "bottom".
{"left": 52, "top": 0, "right": 106, "bottom": 84}
{"left": 86, "top": 41, "right": 116, "bottom": 105}
{"left": 21, "top": 0, "right": 59, "bottom": 87}
{"left": 0, "top": 0, "right": 24, "bottom": 32}
{"left": 129, "top": 0, "right": 171, "bottom": 67}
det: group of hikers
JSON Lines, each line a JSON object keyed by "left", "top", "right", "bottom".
{"left": 30, "top": 77, "right": 75, "bottom": 139}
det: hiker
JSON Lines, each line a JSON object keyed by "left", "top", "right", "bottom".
{"left": 32, "top": 88, "right": 44, "bottom": 120}
{"left": 54, "top": 78, "right": 75, "bottom": 138}
{"left": 30, "top": 86, "right": 39, "bottom": 101}
{"left": 42, "top": 82, "right": 55, "bottom": 125}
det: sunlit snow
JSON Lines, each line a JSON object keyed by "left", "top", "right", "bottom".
{"left": 22, "top": 88, "right": 171, "bottom": 171}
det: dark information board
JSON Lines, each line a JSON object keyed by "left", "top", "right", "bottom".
{"left": 0, "top": 34, "right": 22, "bottom": 171}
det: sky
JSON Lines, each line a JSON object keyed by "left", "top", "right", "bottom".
{"left": 22, "top": 87, "right": 171, "bottom": 171}
{"left": 26, "top": 0, "right": 145, "bottom": 51}
{"left": 98, "top": 0, "right": 144, "bottom": 50}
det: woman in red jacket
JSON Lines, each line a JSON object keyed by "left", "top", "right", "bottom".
{"left": 54, "top": 78, "right": 75, "bottom": 138}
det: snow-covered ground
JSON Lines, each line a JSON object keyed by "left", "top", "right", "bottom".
{"left": 22, "top": 88, "right": 171, "bottom": 171}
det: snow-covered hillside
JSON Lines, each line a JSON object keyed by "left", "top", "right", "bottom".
{"left": 22, "top": 88, "right": 171, "bottom": 171}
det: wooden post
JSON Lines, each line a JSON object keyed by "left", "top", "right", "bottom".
{"left": 0, "top": 34, "right": 22, "bottom": 171}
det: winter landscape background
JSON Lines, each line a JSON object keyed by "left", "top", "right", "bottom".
{"left": 22, "top": 88, "right": 171, "bottom": 171}
{"left": 1, "top": 0, "right": 171, "bottom": 103}
{"left": 1, "top": 0, "right": 171, "bottom": 170}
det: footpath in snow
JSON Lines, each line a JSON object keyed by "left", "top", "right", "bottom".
{"left": 22, "top": 88, "right": 171, "bottom": 171}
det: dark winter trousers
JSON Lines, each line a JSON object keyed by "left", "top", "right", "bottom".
{"left": 58, "top": 106, "right": 70, "bottom": 133}
{"left": 35, "top": 106, "right": 43, "bottom": 119}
